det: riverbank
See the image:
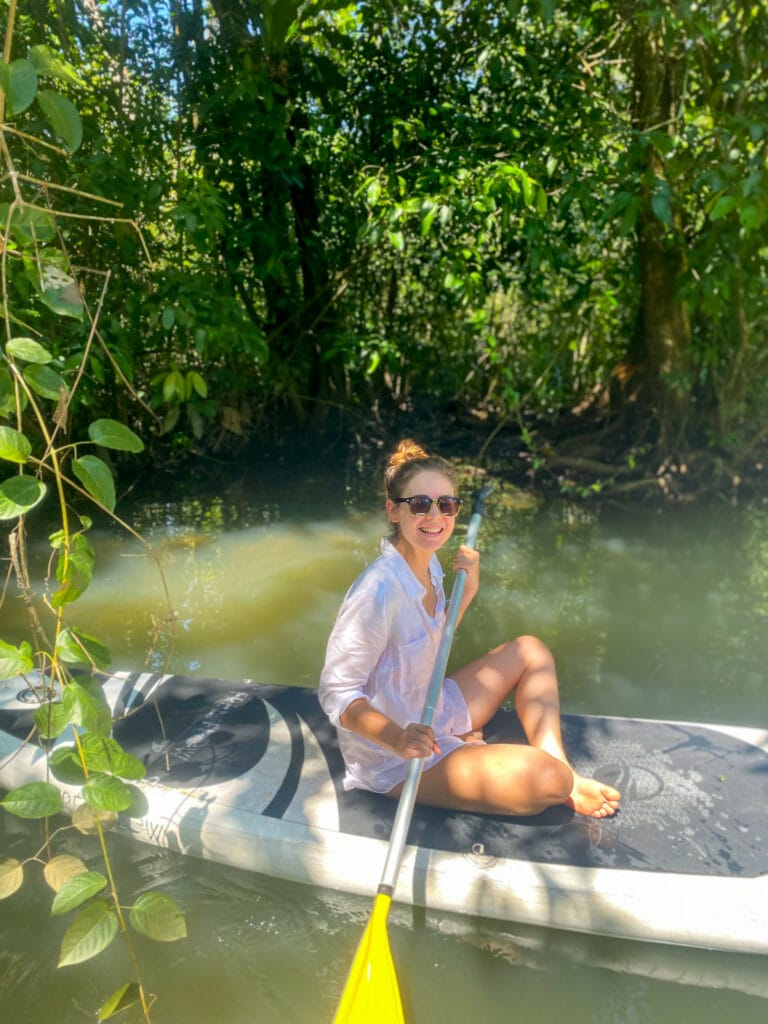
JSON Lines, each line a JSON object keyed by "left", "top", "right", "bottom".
{"left": 120, "top": 402, "right": 768, "bottom": 510}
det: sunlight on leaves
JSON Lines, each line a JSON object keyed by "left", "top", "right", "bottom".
{"left": 58, "top": 900, "right": 118, "bottom": 966}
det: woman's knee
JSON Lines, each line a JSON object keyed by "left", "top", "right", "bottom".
{"left": 510, "top": 634, "right": 555, "bottom": 670}
{"left": 535, "top": 756, "right": 573, "bottom": 804}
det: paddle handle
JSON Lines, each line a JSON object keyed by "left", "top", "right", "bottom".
{"left": 378, "top": 484, "right": 493, "bottom": 896}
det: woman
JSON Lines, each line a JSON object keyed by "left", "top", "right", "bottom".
{"left": 319, "top": 439, "right": 621, "bottom": 818}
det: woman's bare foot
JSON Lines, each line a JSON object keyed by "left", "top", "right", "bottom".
{"left": 568, "top": 773, "right": 621, "bottom": 818}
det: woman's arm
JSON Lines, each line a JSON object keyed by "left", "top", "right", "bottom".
{"left": 453, "top": 543, "right": 480, "bottom": 626}
{"left": 340, "top": 698, "right": 440, "bottom": 759}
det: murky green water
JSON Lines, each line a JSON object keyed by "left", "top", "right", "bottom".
{"left": 2, "top": 455, "right": 767, "bottom": 1023}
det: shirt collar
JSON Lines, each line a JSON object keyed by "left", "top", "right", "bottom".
{"left": 380, "top": 537, "right": 445, "bottom": 597}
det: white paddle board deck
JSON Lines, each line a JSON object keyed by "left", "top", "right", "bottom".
{"left": 1, "top": 672, "right": 766, "bottom": 953}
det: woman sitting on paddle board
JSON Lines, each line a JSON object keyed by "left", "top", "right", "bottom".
{"left": 319, "top": 439, "right": 620, "bottom": 819}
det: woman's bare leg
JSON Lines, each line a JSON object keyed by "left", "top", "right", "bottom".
{"left": 450, "top": 635, "right": 621, "bottom": 818}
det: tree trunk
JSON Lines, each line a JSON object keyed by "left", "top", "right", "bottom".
{"left": 628, "top": 14, "right": 693, "bottom": 454}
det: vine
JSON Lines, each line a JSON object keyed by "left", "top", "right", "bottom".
{"left": 0, "top": 9, "right": 182, "bottom": 1022}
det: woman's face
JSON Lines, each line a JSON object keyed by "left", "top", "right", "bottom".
{"left": 386, "top": 469, "right": 459, "bottom": 557}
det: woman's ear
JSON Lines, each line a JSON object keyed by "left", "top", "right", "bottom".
{"left": 385, "top": 499, "right": 399, "bottom": 524}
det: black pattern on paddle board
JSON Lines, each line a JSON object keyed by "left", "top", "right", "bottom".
{"left": 2, "top": 676, "right": 766, "bottom": 880}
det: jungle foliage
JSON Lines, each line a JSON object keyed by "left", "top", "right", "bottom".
{"left": 2, "top": 0, "right": 767, "bottom": 498}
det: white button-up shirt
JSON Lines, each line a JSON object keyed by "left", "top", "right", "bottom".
{"left": 319, "top": 539, "right": 472, "bottom": 793}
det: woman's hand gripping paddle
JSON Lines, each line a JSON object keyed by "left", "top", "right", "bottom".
{"left": 332, "top": 485, "right": 494, "bottom": 1024}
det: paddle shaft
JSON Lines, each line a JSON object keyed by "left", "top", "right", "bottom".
{"left": 377, "top": 484, "right": 493, "bottom": 896}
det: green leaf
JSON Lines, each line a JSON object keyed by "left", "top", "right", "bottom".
{"left": 34, "top": 701, "right": 73, "bottom": 740}
{"left": 87, "top": 419, "right": 144, "bottom": 453}
{"left": 0, "top": 426, "right": 32, "bottom": 464}
{"left": 98, "top": 982, "right": 142, "bottom": 1021}
{"left": 0, "top": 58, "right": 38, "bottom": 115}
{"left": 23, "top": 363, "right": 67, "bottom": 400}
{"left": 37, "top": 89, "right": 83, "bottom": 152}
{"left": 84, "top": 772, "right": 133, "bottom": 812}
{"left": 0, "top": 638, "right": 34, "bottom": 679}
{"left": 0, "top": 475, "right": 46, "bottom": 519}
{"left": 129, "top": 892, "right": 187, "bottom": 942}
{"left": 35, "top": 256, "right": 84, "bottom": 319}
{"left": 0, "top": 205, "right": 57, "bottom": 246}
{"left": 0, "top": 858, "right": 24, "bottom": 899}
{"left": 48, "top": 745, "right": 87, "bottom": 785}
{"left": 72, "top": 455, "right": 115, "bottom": 512}
{"left": 388, "top": 230, "right": 405, "bottom": 251}
{"left": 58, "top": 900, "right": 118, "bottom": 966}
{"left": 78, "top": 735, "right": 146, "bottom": 781}
{"left": 51, "top": 870, "right": 108, "bottom": 915}
{"left": 1, "top": 781, "right": 63, "bottom": 819}
{"left": 61, "top": 676, "right": 112, "bottom": 737}
{"left": 651, "top": 190, "right": 672, "bottom": 226}
{"left": 0, "top": 367, "right": 19, "bottom": 417}
{"left": 5, "top": 337, "right": 54, "bottom": 363}
{"left": 710, "top": 195, "right": 737, "bottom": 222}
{"left": 57, "top": 629, "right": 111, "bottom": 672}
{"left": 51, "top": 530, "right": 95, "bottom": 607}
{"left": 187, "top": 370, "right": 208, "bottom": 398}
{"left": 29, "top": 45, "right": 85, "bottom": 87}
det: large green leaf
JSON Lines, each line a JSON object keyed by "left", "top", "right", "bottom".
{"left": 58, "top": 900, "right": 118, "bottom": 966}
{"left": 57, "top": 630, "right": 111, "bottom": 673}
{"left": 50, "top": 529, "right": 95, "bottom": 607}
{"left": 0, "top": 58, "right": 38, "bottom": 115}
{"left": 1, "top": 781, "right": 63, "bottom": 819}
{"left": 24, "top": 251, "right": 84, "bottom": 320}
{"left": 29, "top": 45, "right": 85, "bottom": 88}
{"left": 37, "top": 89, "right": 83, "bottom": 152}
{"left": 0, "top": 426, "right": 32, "bottom": 464}
{"left": 48, "top": 745, "right": 87, "bottom": 785}
{"left": 88, "top": 418, "right": 144, "bottom": 453}
{"left": 0, "top": 206, "right": 57, "bottom": 247}
{"left": 83, "top": 772, "right": 133, "bottom": 812}
{"left": 78, "top": 734, "right": 146, "bottom": 781}
{"left": 23, "top": 363, "right": 67, "bottom": 401}
{"left": 34, "top": 700, "right": 73, "bottom": 740}
{"left": 51, "top": 870, "right": 108, "bottom": 915}
{"left": 129, "top": 892, "right": 187, "bottom": 942}
{"left": 61, "top": 676, "right": 112, "bottom": 735}
{"left": 72, "top": 455, "right": 116, "bottom": 512}
{"left": 0, "top": 638, "right": 34, "bottom": 679}
{"left": 0, "top": 475, "right": 46, "bottom": 519}
{"left": 5, "top": 337, "right": 54, "bottom": 364}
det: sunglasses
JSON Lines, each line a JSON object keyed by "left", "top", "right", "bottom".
{"left": 393, "top": 494, "right": 462, "bottom": 517}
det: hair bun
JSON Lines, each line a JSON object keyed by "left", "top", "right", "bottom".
{"left": 387, "top": 438, "right": 429, "bottom": 472}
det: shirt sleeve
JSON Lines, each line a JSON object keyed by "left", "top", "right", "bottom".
{"left": 318, "top": 574, "right": 391, "bottom": 728}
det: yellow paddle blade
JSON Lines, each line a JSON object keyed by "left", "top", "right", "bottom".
{"left": 333, "top": 893, "right": 405, "bottom": 1024}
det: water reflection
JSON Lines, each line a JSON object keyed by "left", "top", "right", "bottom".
{"left": 2, "top": 477, "right": 768, "bottom": 1023}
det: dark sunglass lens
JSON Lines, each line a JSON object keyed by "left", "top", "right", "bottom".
{"left": 408, "top": 496, "right": 433, "bottom": 515}
{"left": 437, "top": 497, "right": 460, "bottom": 516}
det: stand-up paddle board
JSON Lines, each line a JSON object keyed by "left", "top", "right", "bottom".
{"left": 1, "top": 672, "right": 766, "bottom": 953}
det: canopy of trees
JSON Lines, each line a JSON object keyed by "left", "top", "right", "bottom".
{"left": 2, "top": 1, "right": 767, "bottom": 499}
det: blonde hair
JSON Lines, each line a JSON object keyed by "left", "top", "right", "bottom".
{"left": 384, "top": 438, "right": 457, "bottom": 500}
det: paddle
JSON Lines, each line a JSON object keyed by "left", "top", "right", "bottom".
{"left": 332, "top": 483, "right": 494, "bottom": 1024}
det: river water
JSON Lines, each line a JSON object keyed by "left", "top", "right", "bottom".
{"left": 1, "top": 449, "right": 767, "bottom": 1023}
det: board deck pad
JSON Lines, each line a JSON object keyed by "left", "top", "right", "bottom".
{"left": 3, "top": 672, "right": 767, "bottom": 954}
{"left": 75, "top": 675, "right": 768, "bottom": 879}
